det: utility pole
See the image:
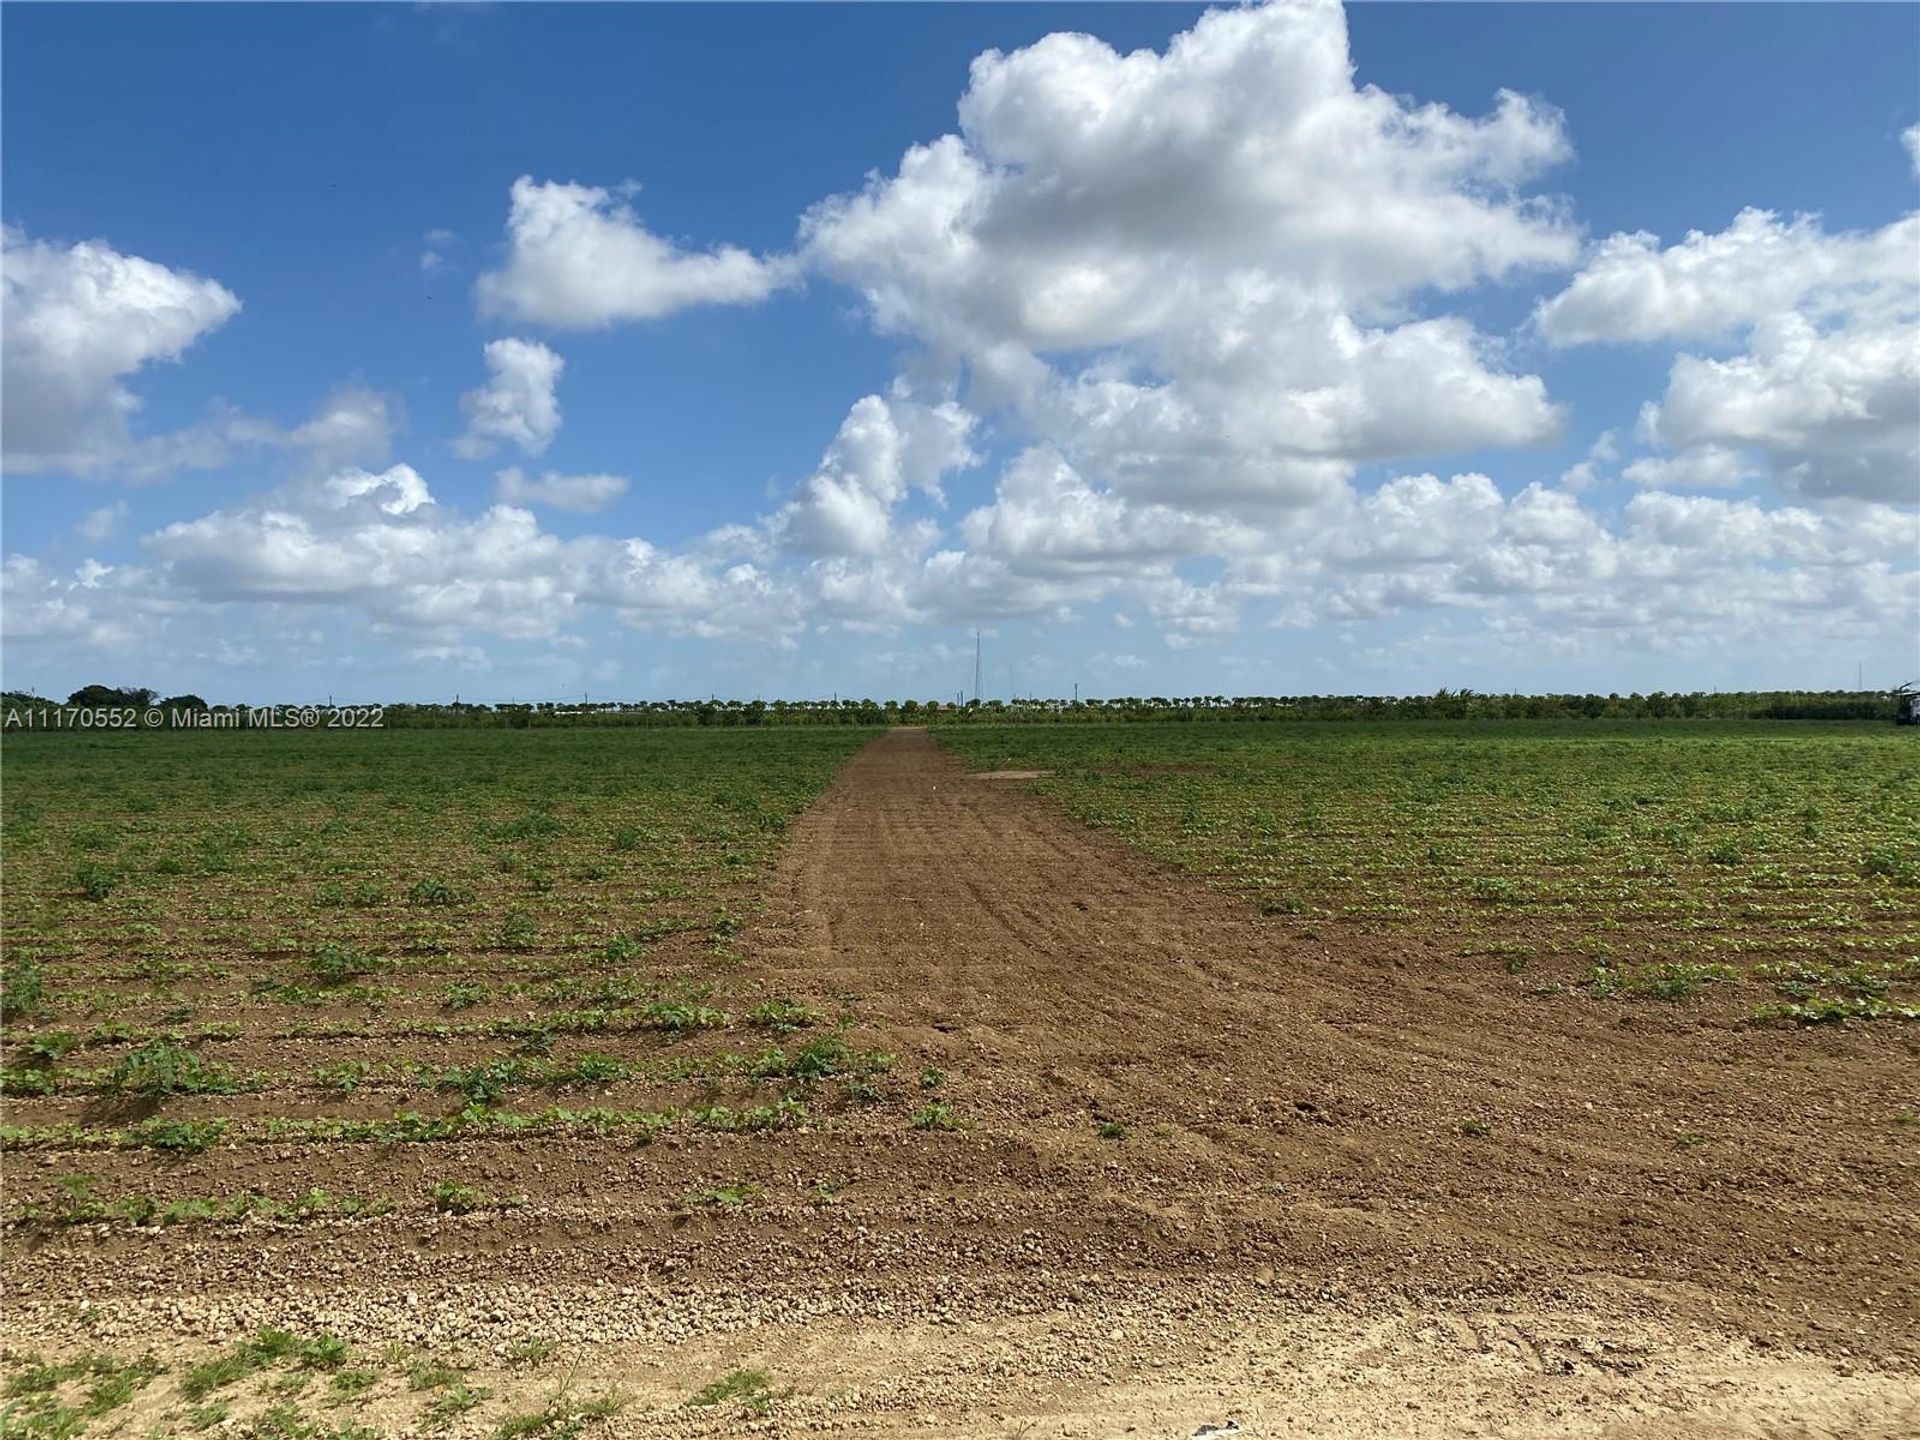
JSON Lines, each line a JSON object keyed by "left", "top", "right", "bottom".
{"left": 974, "top": 630, "right": 982, "bottom": 704}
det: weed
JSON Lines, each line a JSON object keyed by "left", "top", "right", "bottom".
{"left": 295, "top": 1335, "right": 350, "bottom": 1371}
{"left": 600, "top": 936, "right": 643, "bottom": 964}
{"left": 1460, "top": 1119, "right": 1494, "bottom": 1138}
{"left": 247, "top": 1401, "right": 378, "bottom": 1440}
{"left": 437, "top": 1060, "right": 521, "bottom": 1108}
{"left": 2, "top": 955, "right": 50, "bottom": 1020}
{"left": 430, "top": 1180, "right": 523, "bottom": 1214}
{"left": 573, "top": 1051, "right": 624, "bottom": 1083}
{"left": 689, "top": 1368, "right": 784, "bottom": 1417}
{"left": 500, "top": 910, "right": 540, "bottom": 949}
{"left": 180, "top": 1327, "right": 301, "bottom": 1401}
{"left": 809, "top": 1174, "right": 851, "bottom": 1205}
{"left": 407, "top": 877, "right": 472, "bottom": 906}
{"left": 327, "top": 1369, "right": 379, "bottom": 1404}
{"left": 747, "top": 997, "right": 818, "bottom": 1034}
{"left": 443, "top": 982, "right": 490, "bottom": 1010}
{"left": 919, "top": 1067, "right": 946, "bottom": 1091}
{"left": 0, "top": 1351, "right": 165, "bottom": 1438}
{"left": 493, "top": 1387, "right": 627, "bottom": 1439}
{"left": 1467, "top": 875, "right": 1524, "bottom": 905}
{"left": 747, "top": 1032, "right": 884, "bottom": 1083}
{"left": 677, "top": 1182, "right": 764, "bottom": 1213}
{"left": 73, "top": 862, "right": 118, "bottom": 901}
{"left": 20, "top": 1031, "right": 80, "bottom": 1063}
{"left": 514, "top": 1026, "right": 556, "bottom": 1058}
{"left": 506, "top": 1339, "right": 558, "bottom": 1369}
{"left": 104, "top": 1040, "right": 252, "bottom": 1096}
{"left": 910, "top": 1102, "right": 963, "bottom": 1132}
{"left": 406, "top": 1359, "right": 463, "bottom": 1392}
{"left": 307, "top": 943, "right": 380, "bottom": 987}
{"left": 423, "top": 1379, "right": 492, "bottom": 1426}
{"left": 1097, "top": 1120, "right": 1128, "bottom": 1141}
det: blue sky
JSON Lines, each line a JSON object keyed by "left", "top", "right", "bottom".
{"left": 4, "top": 2, "right": 1916, "bottom": 703}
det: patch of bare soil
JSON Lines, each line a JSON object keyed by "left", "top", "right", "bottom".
{"left": 7, "top": 729, "right": 1916, "bottom": 1438}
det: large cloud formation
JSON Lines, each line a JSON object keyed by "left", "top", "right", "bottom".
{"left": 5, "top": 1, "right": 1915, "bottom": 685}
{"left": 1539, "top": 209, "right": 1919, "bottom": 503}
{"left": 801, "top": 0, "right": 1574, "bottom": 510}
{"left": 2, "top": 226, "right": 241, "bottom": 474}
{"left": 6, "top": 449, "right": 1907, "bottom": 675}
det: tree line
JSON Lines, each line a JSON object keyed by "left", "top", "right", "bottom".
{"left": 4, "top": 684, "right": 1909, "bottom": 728}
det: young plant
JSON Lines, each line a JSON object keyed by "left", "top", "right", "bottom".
{"left": 910, "top": 1102, "right": 963, "bottom": 1132}
{"left": 105, "top": 1040, "right": 250, "bottom": 1097}
{"left": 688, "top": 1369, "right": 784, "bottom": 1417}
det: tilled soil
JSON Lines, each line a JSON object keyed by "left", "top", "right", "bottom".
{"left": 7, "top": 728, "right": 1919, "bottom": 1438}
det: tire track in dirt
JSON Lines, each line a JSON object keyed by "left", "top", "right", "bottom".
{"left": 755, "top": 728, "right": 1916, "bottom": 1324}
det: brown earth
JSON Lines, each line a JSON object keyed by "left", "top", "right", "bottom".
{"left": 6, "top": 727, "right": 1919, "bottom": 1438}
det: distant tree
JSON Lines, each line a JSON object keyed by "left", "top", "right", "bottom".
{"left": 67, "top": 684, "right": 156, "bottom": 708}
{"left": 160, "top": 694, "right": 209, "bottom": 710}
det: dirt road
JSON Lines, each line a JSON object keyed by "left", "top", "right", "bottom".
{"left": 9, "top": 728, "right": 1918, "bottom": 1437}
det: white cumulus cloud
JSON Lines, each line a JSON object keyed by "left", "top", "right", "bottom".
{"left": 454, "top": 338, "right": 564, "bottom": 459}
{"left": 2, "top": 226, "right": 241, "bottom": 475}
{"left": 960, "top": 447, "right": 1258, "bottom": 576}
{"left": 772, "top": 391, "right": 978, "bottom": 556}
{"left": 1536, "top": 208, "right": 1916, "bottom": 345}
{"left": 476, "top": 176, "right": 792, "bottom": 329}
{"left": 801, "top": 0, "right": 1575, "bottom": 509}
{"left": 9, "top": 1, "right": 1914, "bottom": 687}
{"left": 1542, "top": 200, "right": 1920, "bottom": 504}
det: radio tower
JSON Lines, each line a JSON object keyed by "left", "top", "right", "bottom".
{"left": 973, "top": 629, "right": 982, "bottom": 703}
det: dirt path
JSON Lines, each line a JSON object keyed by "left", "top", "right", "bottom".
{"left": 8, "top": 728, "right": 1918, "bottom": 1437}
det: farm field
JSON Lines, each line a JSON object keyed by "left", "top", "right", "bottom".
{"left": 935, "top": 721, "right": 1920, "bottom": 1025}
{"left": 4, "top": 722, "right": 1919, "bottom": 1439}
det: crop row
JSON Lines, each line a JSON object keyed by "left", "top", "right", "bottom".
{"left": 937, "top": 721, "right": 1920, "bottom": 1021}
